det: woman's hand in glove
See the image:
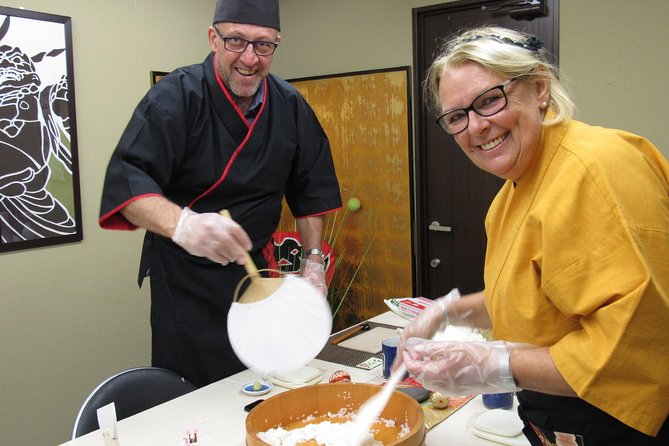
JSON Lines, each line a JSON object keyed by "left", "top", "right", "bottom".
{"left": 393, "top": 289, "right": 461, "bottom": 371}
{"left": 402, "top": 338, "right": 518, "bottom": 396}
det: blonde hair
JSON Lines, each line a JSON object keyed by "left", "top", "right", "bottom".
{"left": 424, "top": 26, "right": 574, "bottom": 126}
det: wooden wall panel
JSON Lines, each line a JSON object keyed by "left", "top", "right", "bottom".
{"left": 283, "top": 67, "right": 414, "bottom": 330}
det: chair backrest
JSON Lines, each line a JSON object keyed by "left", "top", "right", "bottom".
{"left": 71, "top": 366, "right": 197, "bottom": 439}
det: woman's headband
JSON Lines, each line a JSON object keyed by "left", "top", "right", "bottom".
{"left": 453, "top": 34, "right": 544, "bottom": 53}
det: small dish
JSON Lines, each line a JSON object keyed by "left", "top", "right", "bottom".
{"left": 242, "top": 380, "right": 273, "bottom": 396}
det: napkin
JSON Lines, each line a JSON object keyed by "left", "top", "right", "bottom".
{"left": 337, "top": 327, "right": 399, "bottom": 354}
{"left": 269, "top": 366, "right": 323, "bottom": 389}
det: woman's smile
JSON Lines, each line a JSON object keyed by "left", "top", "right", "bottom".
{"left": 479, "top": 132, "right": 509, "bottom": 151}
{"left": 439, "top": 62, "right": 549, "bottom": 181}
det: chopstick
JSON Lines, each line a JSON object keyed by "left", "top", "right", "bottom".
{"left": 330, "top": 323, "right": 370, "bottom": 345}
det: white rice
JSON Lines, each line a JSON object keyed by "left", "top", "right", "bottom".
{"left": 433, "top": 325, "right": 487, "bottom": 342}
{"left": 257, "top": 409, "right": 408, "bottom": 446}
{"left": 258, "top": 419, "right": 381, "bottom": 446}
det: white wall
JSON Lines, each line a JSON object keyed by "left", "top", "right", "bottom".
{"left": 560, "top": 0, "right": 668, "bottom": 152}
{"left": 0, "top": 1, "right": 213, "bottom": 444}
{"left": 1, "top": 0, "right": 667, "bottom": 444}
{"left": 273, "top": 0, "right": 669, "bottom": 157}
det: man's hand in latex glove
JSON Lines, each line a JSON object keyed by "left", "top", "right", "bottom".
{"left": 300, "top": 258, "right": 327, "bottom": 296}
{"left": 403, "top": 338, "right": 518, "bottom": 396}
{"left": 171, "top": 208, "right": 252, "bottom": 265}
{"left": 394, "top": 288, "right": 461, "bottom": 371}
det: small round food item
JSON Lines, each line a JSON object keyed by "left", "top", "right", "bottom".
{"left": 329, "top": 370, "right": 352, "bottom": 383}
{"left": 429, "top": 391, "right": 450, "bottom": 409}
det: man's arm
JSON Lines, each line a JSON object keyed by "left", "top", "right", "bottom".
{"left": 296, "top": 216, "right": 325, "bottom": 264}
{"left": 121, "top": 196, "right": 251, "bottom": 265}
{"left": 296, "top": 215, "right": 328, "bottom": 295}
{"left": 120, "top": 195, "right": 183, "bottom": 238}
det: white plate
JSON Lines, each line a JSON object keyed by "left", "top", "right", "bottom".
{"left": 275, "top": 366, "right": 322, "bottom": 384}
{"left": 269, "top": 374, "right": 323, "bottom": 389}
{"left": 475, "top": 408, "right": 523, "bottom": 437}
{"left": 242, "top": 380, "right": 273, "bottom": 396}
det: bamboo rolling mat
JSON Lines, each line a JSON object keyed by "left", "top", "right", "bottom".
{"left": 317, "top": 322, "right": 398, "bottom": 369}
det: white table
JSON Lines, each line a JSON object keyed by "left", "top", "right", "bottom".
{"left": 60, "top": 312, "right": 529, "bottom": 446}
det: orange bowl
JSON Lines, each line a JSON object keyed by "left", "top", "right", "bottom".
{"left": 246, "top": 382, "right": 425, "bottom": 445}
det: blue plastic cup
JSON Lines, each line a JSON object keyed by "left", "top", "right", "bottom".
{"left": 482, "top": 392, "right": 514, "bottom": 410}
{"left": 382, "top": 338, "right": 400, "bottom": 378}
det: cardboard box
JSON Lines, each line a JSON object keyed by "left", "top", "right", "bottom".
{"left": 398, "top": 297, "right": 433, "bottom": 317}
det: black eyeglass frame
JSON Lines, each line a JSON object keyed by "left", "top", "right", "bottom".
{"left": 212, "top": 26, "right": 279, "bottom": 56}
{"left": 436, "top": 76, "right": 519, "bottom": 135}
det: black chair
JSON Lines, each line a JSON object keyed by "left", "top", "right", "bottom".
{"left": 71, "top": 366, "right": 197, "bottom": 439}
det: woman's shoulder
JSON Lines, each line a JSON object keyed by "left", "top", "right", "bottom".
{"left": 555, "top": 120, "right": 667, "bottom": 183}
{"left": 556, "top": 120, "right": 669, "bottom": 220}
{"left": 561, "top": 120, "right": 659, "bottom": 162}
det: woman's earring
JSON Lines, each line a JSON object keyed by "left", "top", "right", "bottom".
{"left": 541, "top": 101, "right": 548, "bottom": 109}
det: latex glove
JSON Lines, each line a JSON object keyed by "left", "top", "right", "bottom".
{"left": 300, "top": 258, "right": 327, "bottom": 297}
{"left": 171, "top": 208, "right": 252, "bottom": 265}
{"left": 396, "top": 288, "right": 461, "bottom": 365}
{"left": 403, "top": 338, "right": 518, "bottom": 396}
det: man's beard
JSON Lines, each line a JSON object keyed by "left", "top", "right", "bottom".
{"left": 228, "top": 78, "right": 262, "bottom": 100}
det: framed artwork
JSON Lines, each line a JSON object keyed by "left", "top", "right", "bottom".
{"left": 284, "top": 67, "right": 414, "bottom": 328}
{"left": 0, "top": 7, "right": 82, "bottom": 253}
{"left": 150, "top": 70, "right": 169, "bottom": 85}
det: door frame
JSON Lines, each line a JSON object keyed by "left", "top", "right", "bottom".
{"left": 411, "top": 0, "right": 560, "bottom": 296}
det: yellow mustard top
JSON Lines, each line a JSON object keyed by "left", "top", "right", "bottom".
{"left": 484, "top": 118, "right": 669, "bottom": 436}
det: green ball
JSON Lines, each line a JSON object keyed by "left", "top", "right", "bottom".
{"left": 347, "top": 197, "right": 361, "bottom": 212}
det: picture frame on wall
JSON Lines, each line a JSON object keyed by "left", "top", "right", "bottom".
{"left": 0, "top": 7, "right": 82, "bottom": 253}
{"left": 150, "top": 70, "right": 169, "bottom": 85}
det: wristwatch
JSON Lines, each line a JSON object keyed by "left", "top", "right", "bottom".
{"left": 304, "top": 248, "right": 325, "bottom": 260}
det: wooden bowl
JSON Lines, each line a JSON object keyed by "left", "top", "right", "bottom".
{"left": 246, "top": 382, "right": 425, "bottom": 445}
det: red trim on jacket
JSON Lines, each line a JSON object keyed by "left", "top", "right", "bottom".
{"left": 188, "top": 56, "right": 268, "bottom": 209}
{"left": 295, "top": 207, "right": 343, "bottom": 219}
{"left": 100, "top": 59, "right": 272, "bottom": 230}
{"left": 99, "top": 193, "right": 163, "bottom": 230}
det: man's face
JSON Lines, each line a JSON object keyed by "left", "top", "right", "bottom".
{"left": 208, "top": 22, "right": 280, "bottom": 102}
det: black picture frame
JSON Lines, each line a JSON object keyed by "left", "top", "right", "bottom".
{"left": 150, "top": 70, "right": 169, "bottom": 85}
{"left": 0, "top": 7, "right": 82, "bottom": 253}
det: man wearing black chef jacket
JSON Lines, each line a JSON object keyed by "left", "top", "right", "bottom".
{"left": 99, "top": 0, "right": 341, "bottom": 387}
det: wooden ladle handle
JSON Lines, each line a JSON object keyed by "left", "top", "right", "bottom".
{"left": 219, "top": 210, "right": 260, "bottom": 279}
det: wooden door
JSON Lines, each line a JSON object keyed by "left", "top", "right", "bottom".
{"left": 412, "top": 0, "right": 559, "bottom": 298}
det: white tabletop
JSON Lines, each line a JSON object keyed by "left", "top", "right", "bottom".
{"left": 60, "top": 312, "right": 529, "bottom": 446}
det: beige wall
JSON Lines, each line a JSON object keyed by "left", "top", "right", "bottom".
{"left": 274, "top": 0, "right": 669, "bottom": 156}
{"left": 1, "top": 0, "right": 667, "bottom": 444}
{"left": 0, "top": 0, "right": 213, "bottom": 444}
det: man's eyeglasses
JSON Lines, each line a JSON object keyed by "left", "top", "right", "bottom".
{"left": 213, "top": 26, "right": 278, "bottom": 56}
{"left": 436, "top": 77, "right": 518, "bottom": 135}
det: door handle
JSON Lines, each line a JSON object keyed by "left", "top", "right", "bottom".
{"left": 429, "top": 221, "right": 452, "bottom": 232}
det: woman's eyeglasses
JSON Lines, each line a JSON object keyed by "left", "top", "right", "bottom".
{"left": 436, "top": 77, "right": 518, "bottom": 135}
